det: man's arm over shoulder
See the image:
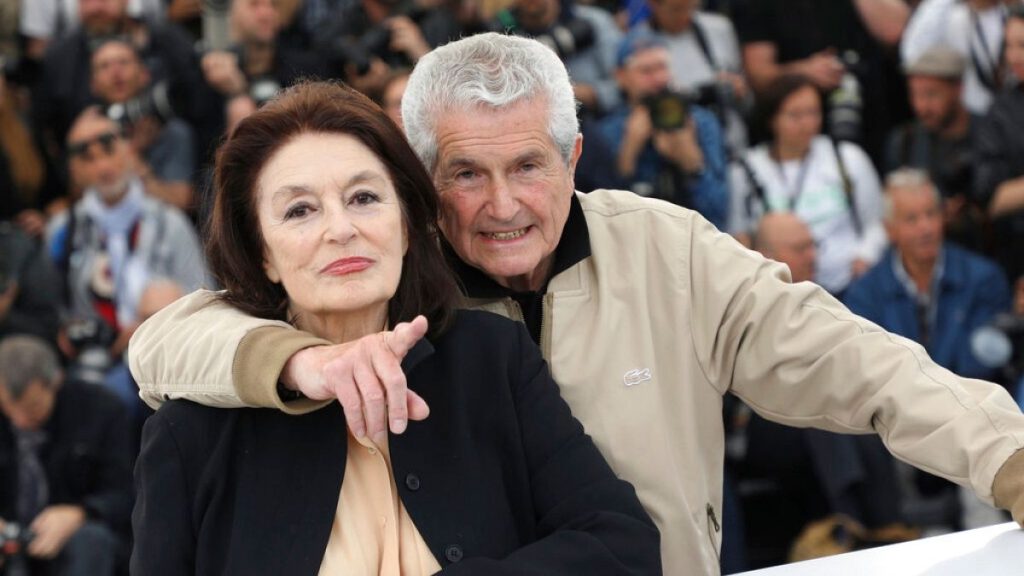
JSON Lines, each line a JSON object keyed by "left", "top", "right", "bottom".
{"left": 128, "top": 289, "right": 328, "bottom": 410}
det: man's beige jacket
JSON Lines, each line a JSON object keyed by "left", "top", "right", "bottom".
{"left": 129, "top": 189, "right": 1024, "bottom": 575}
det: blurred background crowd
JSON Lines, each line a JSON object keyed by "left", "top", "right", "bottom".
{"left": 1, "top": 0, "right": 1024, "bottom": 574}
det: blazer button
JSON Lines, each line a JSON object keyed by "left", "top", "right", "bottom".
{"left": 405, "top": 473, "right": 421, "bottom": 491}
{"left": 444, "top": 544, "right": 463, "bottom": 563}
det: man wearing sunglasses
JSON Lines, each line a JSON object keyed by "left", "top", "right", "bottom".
{"left": 45, "top": 108, "right": 209, "bottom": 421}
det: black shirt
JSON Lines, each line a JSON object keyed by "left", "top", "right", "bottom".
{"left": 446, "top": 194, "right": 592, "bottom": 344}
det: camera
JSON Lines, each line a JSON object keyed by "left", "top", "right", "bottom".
{"left": 827, "top": 50, "right": 864, "bottom": 144}
{"left": 971, "top": 313, "right": 1024, "bottom": 381}
{"left": 64, "top": 317, "right": 117, "bottom": 386}
{"left": 105, "top": 79, "right": 179, "bottom": 129}
{"left": 331, "top": 5, "right": 428, "bottom": 76}
{"left": 644, "top": 90, "right": 691, "bottom": 132}
{"left": 0, "top": 522, "right": 34, "bottom": 576}
{"left": 531, "top": 18, "right": 595, "bottom": 61}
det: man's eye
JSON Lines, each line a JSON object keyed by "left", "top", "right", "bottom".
{"left": 284, "top": 204, "right": 312, "bottom": 220}
{"left": 455, "top": 170, "right": 477, "bottom": 181}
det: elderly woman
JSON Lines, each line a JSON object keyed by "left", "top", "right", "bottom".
{"left": 129, "top": 81, "right": 661, "bottom": 575}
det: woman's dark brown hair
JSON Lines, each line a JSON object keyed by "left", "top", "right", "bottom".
{"left": 754, "top": 73, "right": 822, "bottom": 141}
{"left": 206, "top": 80, "right": 458, "bottom": 336}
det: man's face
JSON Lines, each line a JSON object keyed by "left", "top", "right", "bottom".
{"left": 232, "top": 0, "right": 281, "bottom": 45}
{"left": 79, "top": 0, "right": 127, "bottom": 35}
{"left": 432, "top": 99, "right": 581, "bottom": 292}
{"left": 514, "top": 0, "right": 559, "bottom": 28}
{"left": 67, "top": 116, "right": 132, "bottom": 203}
{"left": 0, "top": 380, "right": 56, "bottom": 431}
{"left": 908, "top": 75, "right": 961, "bottom": 132}
{"left": 91, "top": 42, "right": 148, "bottom": 104}
{"left": 886, "top": 185, "right": 944, "bottom": 265}
{"left": 766, "top": 222, "right": 816, "bottom": 284}
{"left": 618, "top": 46, "right": 672, "bottom": 103}
{"left": 648, "top": 0, "right": 699, "bottom": 34}
{"left": 1006, "top": 18, "right": 1024, "bottom": 81}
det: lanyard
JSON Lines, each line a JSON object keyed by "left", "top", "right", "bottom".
{"left": 772, "top": 153, "right": 812, "bottom": 212}
{"left": 969, "top": 7, "right": 1007, "bottom": 92}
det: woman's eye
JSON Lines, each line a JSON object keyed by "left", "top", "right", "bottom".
{"left": 283, "top": 204, "right": 312, "bottom": 220}
{"left": 351, "top": 191, "right": 380, "bottom": 206}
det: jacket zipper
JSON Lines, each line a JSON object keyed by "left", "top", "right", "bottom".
{"left": 706, "top": 503, "right": 721, "bottom": 564}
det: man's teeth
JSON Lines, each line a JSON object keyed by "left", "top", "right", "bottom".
{"left": 486, "top": 228, "right": 527, "bottom": 240}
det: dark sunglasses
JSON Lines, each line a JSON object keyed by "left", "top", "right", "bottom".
{"left": 67, "top": 132, "right": 120, "bottom": 159}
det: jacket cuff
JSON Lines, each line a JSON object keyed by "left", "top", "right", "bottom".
{"left": 993, "top": 447, "right": 1024, "bottom": 526}
{"left": 233, "top": 326, "right": 333, "bottom": 415}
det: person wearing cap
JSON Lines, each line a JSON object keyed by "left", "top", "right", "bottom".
{"left": 597, "top": 30, "right": 729, "bottom": 229}
{"left": 884, "top": 46, "right": 986, "bottom": 252}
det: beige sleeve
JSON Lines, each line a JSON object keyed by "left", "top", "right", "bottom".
{"left": 685, "top": 214, "right": 1024, "bottom": 506}
{"left": 128, "top": 289, "right": 331, "bottom": 412}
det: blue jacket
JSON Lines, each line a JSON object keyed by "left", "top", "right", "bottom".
{"left": 598, "top": 103, "right": 729, "bottom": 229}
{"left": 844, "top": 245, "right": 1011, "bottom": 380}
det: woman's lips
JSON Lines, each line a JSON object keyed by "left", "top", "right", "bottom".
{"left": 321, "top": 257, "right": 374, "bottom": 276}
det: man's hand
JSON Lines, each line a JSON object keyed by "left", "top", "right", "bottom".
{"left": 0, "top": 281, "right": 17, "bottom": 323}
{"left": 797, "top": 49, "right": 844, "bottom": 92}
{"left": 282, "top": 315, "right": 430, "bottom": 444}
{"left": 201, "top": 51, "right": 248, "bottom": 96}
{"left": 28, "top": 505, "right": 85, "bottom": 559}
{"left": 653, "top": 119, "right": 704, "bottom": 174}
{"left": 388, "top": 16, "right": 430, "bottom": 62}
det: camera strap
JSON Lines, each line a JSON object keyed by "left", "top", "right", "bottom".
{"left": 737, "top": 154, "right": 770, "bottom": 224}
{"left": 689, "top": 18, "right": 719, "bottom": 72}
{"left": 969, "top": 8, "right": 1007, "bottom": 94}
{"left": 829, "top": 136, "right": 862, "bottom": 238}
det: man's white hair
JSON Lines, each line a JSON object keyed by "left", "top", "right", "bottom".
{"left": 882, "top": 167, "right": 941, "bottom": 221}
{"left": 402, "top": 33, "right": 580, "bottom": 173}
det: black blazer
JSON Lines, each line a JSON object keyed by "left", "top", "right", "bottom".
{"left": 0, "top": 380, "right": 133, "bottom": 534}
{"left": 131, "top": 310, "right": 661, "bottom": 575}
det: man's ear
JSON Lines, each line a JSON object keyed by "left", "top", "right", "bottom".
{"left": 568, "top": 133, "right": 583, "bottom": 188}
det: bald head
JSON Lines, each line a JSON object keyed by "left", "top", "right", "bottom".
{"left": 755, "top": 213, "right": 816, "bottom": 283}
{"left": 137, "top": 279, "right": 185, "bottom": 321}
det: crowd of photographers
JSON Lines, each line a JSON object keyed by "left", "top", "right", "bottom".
{"left": 1, "top": 0, "right": 1024, "bottom": 574}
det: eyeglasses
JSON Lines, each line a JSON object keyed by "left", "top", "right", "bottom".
{"left": 67, "top": 132, "right": 120, "bottom": 160}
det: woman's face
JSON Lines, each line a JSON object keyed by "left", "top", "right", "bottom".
{"left": 257, "top": 132, "right": 407, "bottom": 326}
{"left": 772, "top": 86, "right": 822, "bottom": 152}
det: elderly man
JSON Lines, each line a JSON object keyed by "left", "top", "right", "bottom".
{"left": 0, "top": 335, "right": 133, "bottom": 576}
{"left": 846, "top": 169, "right": 1011, "bottom": 381}
{"left": 130, "top": 34, "right": 1024, "bottom": 575}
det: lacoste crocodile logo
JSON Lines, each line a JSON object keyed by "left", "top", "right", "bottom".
{"left": 623, "top": 368, "right": 652, "bottom": 387}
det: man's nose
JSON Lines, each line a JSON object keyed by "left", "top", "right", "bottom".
{"left": 485, "top": 177, "right": 519, "bottom": 221}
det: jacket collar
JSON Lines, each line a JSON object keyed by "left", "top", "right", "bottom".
{"left": 445, "top": 193, "right": 592, "bottom": 299}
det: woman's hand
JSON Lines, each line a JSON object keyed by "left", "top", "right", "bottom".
{"left": 281, "top": 316, "right": 430, "bottom": 444}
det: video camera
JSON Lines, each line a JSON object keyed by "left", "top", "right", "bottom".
{"left": 643, "top": 89, "right": 691, "bottom": 132}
